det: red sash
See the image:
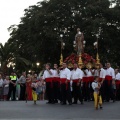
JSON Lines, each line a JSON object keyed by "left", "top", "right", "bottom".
{"left": 60, "top": 78, "right": 66, "bottom": 84}
{"left": 88, "top": 76, "right": 94, "bottom": 82}
{"left": 105, "top": 76, "right": 112, "bottom": 85}
{"left": 45, "top": 78, "right": 53, "bottom": 82}
{"left": 53, "top": 77, "right": 60, "bottom": 82}
{"left": 83, "top": 77, "right": 89, "bottom": 87}
{"left": 60, "top": 78, "right": 70, "bottom": 90}
{"left": 72, "top": 79, "right": 79, "bottom": 83}
{"left": 45, "top": 78, "right": 53, "bottom": 88}
{"left": 83, "top": 77, "right": 89, "bottom": 82}
{"left": 116, "top": 80, "right": 120, "bottom": 89}
{"left": 99, "top": 78, "right": 103, "bottom": 82}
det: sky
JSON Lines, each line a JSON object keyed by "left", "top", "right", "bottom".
{"left": 0, "top": 1, "right": 116, "bottom": 45}
{"left": 0, "top": 0, "right": 43, "bottom": 45}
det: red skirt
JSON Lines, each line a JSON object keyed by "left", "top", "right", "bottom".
{"left": 26, "top": 82, "right": 32, "bottom": 100}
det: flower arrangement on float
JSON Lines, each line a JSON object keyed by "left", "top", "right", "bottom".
{"left": 64, "top": 53, "right": 96, "bottom": 68}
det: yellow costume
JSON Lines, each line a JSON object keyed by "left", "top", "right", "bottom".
{"left": 92, "top": 81, "right": 102, "bottom": 109}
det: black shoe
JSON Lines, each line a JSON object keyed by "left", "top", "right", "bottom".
{"left": 61, "top": 102, "right": 66, "bottom": 105}
{"left": 100, "top": 106, "right": 103, "bottom": 109}
{"left": 54, "top": 100, "right": 58, "bottom": 103}
{"left": 95, "top": 107, "right": 98, "bottom": 110}
{"left": 34, "top": 101, "right": 36, "bottom": 105}
{"left": 72, "top": 102, "right": 77, "bottom": 104}
{"left": 51, "top": 101, "right": 55, "bottom": 104}
{"left": 46, "top": 101, "right": 52, "bottom": 104}
{"left": 81, "top": 102, "right": 83, "bottom": 104}
{"left": 12, "top": 99, "right": 16, "bottom": 101}
{"left": 69, "top": 102, "right": 72, "bottom": 105}
{"left": 113, "top": 100, "right": 115, "bottom": 103}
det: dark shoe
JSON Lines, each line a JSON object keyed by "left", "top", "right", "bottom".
{"left": 72, "top": 102, "right": 77, "bottom": 104}
{"left": 54, "top": 100, "right": 58, "bottom": 103}
{"left": 81, "top": 102, "right": 83, "bottom": 104}
{"left": 95, "top": 107, "right": 98, "bottom": 110}
{"left": 61, "top": 102, "right": 66, "bottom": 105}
{"left": 34, "top": 101, "right": 36, "bottom": 105}
{"left": 113, "top": 100, "right": 115, "bottom": 103}
{"left": 12, "top": 99, "right": 16, "bottom": 101}
{"left": 69, "top": 102, "right": 72, "bottom": 105}
{"left": 46, "top": 101, "right": 52, "bottom": 104}
{"left": 51, "top": 101, "right": 55, "bottom": 104}
{"left": 100, "top": 106, "right": 103, "bottom": 109}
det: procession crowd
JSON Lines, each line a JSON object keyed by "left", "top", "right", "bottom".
{"left": 0, "top": 62, "right": 120, "bottom": 109}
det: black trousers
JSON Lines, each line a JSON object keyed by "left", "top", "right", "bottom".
{"left": 7, "top": 83, "right": 16, "bottom": 100}
{"left": 20, "top": 84, "right": 26, "bottom": 100}
{"left": 46, "top": 82, "right": 54, "bottom": 102}
{"left": 104, "top": 80, "right": 115, "bottom": 101}
{"left": 116, "top": 85, "right": 120, "bottom": 100}
{"left": 82, "top": 82, "right": 90, "bottom": 101}
{"left": 61, "top": 83, "right": 72, "bottom": 104}
{"left": 100, "top": 83, "right": 105, "bottom": 102}
{"left": 53, "top": 81, "right": 59, "bottom": 101}
{"left": 72, "top": 82, "right": 83, "bottom": 103}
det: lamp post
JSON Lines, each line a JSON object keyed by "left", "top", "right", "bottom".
{"left": 36, "top": 62, "right": 40, "bottom": 73}
{"left": 59, "top": 34, "right": 65, "bottom": 66}
{"left": 36, "top": 62, "right": 40, "bottom": 67}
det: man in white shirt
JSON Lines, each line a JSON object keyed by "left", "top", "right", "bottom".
{"left": 105, "top": 63, "right": 115, "bottom": 102}
{"left": 60, "top": 63, "right": 72, "bottom": 105}
{"left": 71, "top": 63, "right": 83, "bottom": 104}
{"left": 52, "top": 64, "right": 60, "bottom": 103}
{"left": 115, "top": 69, "right": 120, "bottom": 100}
{"left": 84, "top": 67, "right": 94, "bottom": 101}
{"left": 99, "top": 63, "right": 106, "bottom": 102}
{"left": 43, "top": 63, "right": 54, "bottom": 104}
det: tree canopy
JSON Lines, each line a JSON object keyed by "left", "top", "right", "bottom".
{"left": 1, "top": 0, "right": 120, "bottom": 73}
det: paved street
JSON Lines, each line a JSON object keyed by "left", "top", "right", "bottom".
{"left": 0, "top": 100, "right": 120, "bottom": 120}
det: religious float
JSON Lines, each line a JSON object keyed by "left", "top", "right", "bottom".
{"left": 59, "top": 28, "right": 100, "bottom": 69}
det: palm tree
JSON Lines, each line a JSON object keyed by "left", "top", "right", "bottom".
{"left": 0, "top": 42, "right": 31, "bottom": 74}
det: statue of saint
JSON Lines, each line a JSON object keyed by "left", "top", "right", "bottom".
{"left": 75, "top": 28, "right": 84, "bottom": 55}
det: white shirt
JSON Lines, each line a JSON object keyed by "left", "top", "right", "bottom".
{"left": 85, "top": 69, "right": 93, "bottom": 77}
{"left": 115, "top": 73, "right": 120, "bottom": 80}
{"left": 52, "top": 69, "right": 59, "bottom": 77}
{"left": 99, "top": 68, "right": 106, "bottom": 79}
{"left": 71, "top": 68, "right": 83, "bottom": 80}
{"left": 94, "top": 69, "right": 99, "bottom": 76}
{"left": 0, "top": 79, "right": 3, "bottom": 87}
{"left": 106, "top": 67, "right": 115, "bottom": 79}
{"left": 60, "top": 68, "right": 71, "bottom": 80}
{"left": 42, "top": 69, "right": 53, "bottom": 79}
{"left": 82, "top": 70, "right": 86, "bottom": 77}
{"left": 92, "top": 81, "right": 99, "bottom": 92}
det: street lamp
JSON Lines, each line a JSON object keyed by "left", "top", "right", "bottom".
{"left": 36, "top": 62, "right": 40, "bottom": 67}
{"left": 28, "top": 70, "right": 31, "bottom": 73}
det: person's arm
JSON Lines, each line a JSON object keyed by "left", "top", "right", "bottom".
{"left": 111, "top": 69, "right": 115, "bottom": 85}
{"left": 112, "top": 69, "right": 115, "bottom": 80}
{"left": 18, "top": 76, "right": 23, "bottom": 86}
{"left": 66, "top": 69, "right": 71, "bottom": 83}
{"left": 90, "top": 69, "right": 95, "bottom": 75}
{"left": 77, "top": 70, "right": 82, "bottom": 85}
{"left": 9, "top": 79, "right": 15, "bottom": 85}
{"left": 101, "top": 70, "right": 106, "bottom": 84}
{"left": 46, "top": 68, "right": 53, "bottom": 75}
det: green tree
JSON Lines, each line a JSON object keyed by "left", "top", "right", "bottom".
{"left": 7, "top": 0, "right": 120, "bottom": 70}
